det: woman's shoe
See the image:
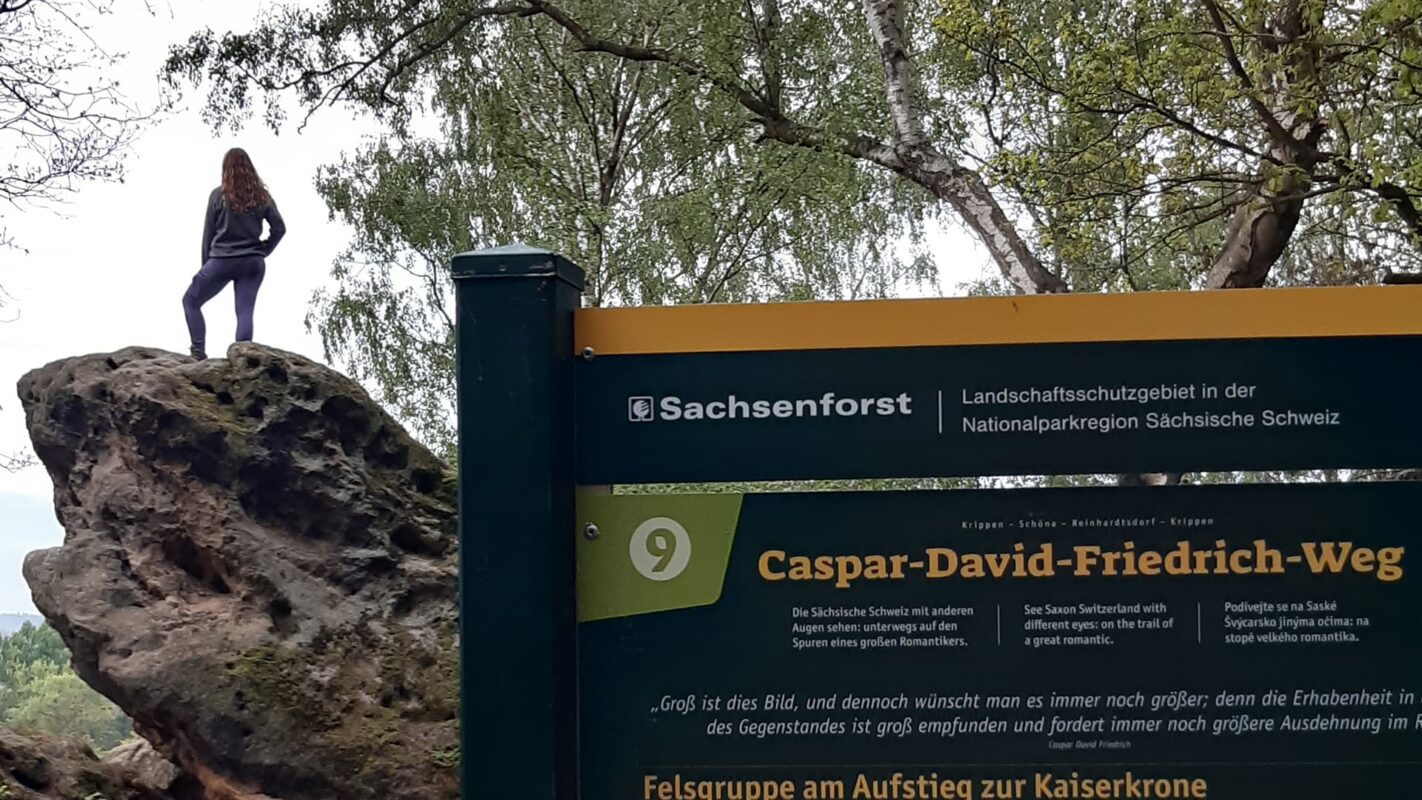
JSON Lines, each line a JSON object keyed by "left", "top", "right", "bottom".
{"left": 189, "top": 346, "right": 207, "bottom": 361}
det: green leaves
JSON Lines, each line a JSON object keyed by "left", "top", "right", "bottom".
{"left": 6, "top": 671, "right": 131, "bottom": 752}
{"left": 0, "top": 623, "right": 131, "bottom": 752}
{"left": 930, "top": 0, "right": 1422, "bottom": 288}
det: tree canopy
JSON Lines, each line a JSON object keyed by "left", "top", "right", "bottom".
{"left": 167, "top": 0, "right": 1422, "bottom": 287}
{"left": 163, "top": 0, "right": 1422, "bottom": 449}
{"left": 934, "top": 0, "right": 1422, "bottom": 290}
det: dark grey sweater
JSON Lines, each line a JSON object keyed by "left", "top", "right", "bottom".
{"left": 201, "top": 187, "right": 286, "bottom": 264}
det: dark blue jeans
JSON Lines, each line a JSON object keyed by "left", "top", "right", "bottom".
{"left": 182, "top": 255, "right": 266, "bottom": 354}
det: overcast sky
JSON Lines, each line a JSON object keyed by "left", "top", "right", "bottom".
{"left": 0, "top": 1, "right": 989, "bottom": 613}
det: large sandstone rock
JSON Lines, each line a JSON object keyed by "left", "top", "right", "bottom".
{"left": 0, "top": 728, "right": 171, "bottom": 799}
{"left": 17, "top": 345, "right": 459, "bottom": 800}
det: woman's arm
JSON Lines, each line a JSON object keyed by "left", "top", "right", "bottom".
{"left": 262, "top": 198, "right": 287, "bottom": 255}
{"left": 200, "top": 189, "right": 218, "bottom": 265}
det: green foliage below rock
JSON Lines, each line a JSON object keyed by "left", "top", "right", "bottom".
{"left": 0, "top": 624, "right": 131, "bottom": 753}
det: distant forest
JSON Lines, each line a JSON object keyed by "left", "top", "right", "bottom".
{"left": 0, "top": 622, "right": 131, "bottom": 750}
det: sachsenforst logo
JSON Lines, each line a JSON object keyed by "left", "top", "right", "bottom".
{"left": 627, "top": 392, "right": 912, "bottom": 422}
{"left": 628, "top": 396, "right": 655, "bottom": 422}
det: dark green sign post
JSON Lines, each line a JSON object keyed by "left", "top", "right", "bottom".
{"left": 454, "top": 245, "right": 1422, "bottom": 799}
{"left": 452, "top": 245, "right": 583, "bottom": 799}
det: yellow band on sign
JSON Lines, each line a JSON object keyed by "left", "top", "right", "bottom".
{"left": 574, "top": 284, "right": 1422, "bottom": 356}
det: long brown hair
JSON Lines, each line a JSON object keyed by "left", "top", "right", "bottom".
{"left": 220, "top": 148, "right": 269, "bottom": 213}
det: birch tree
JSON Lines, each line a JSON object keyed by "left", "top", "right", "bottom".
{"left": 935, "top": 0, "right": 1422, "bottom": 290}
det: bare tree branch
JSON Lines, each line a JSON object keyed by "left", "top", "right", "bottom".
{"left": 0, "top": 447, "right": 35, "bottom": 472}
{"left": 1, "top": 0, "right": 151, "bottom": 251}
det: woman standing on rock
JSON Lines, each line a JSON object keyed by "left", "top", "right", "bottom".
{"left": 182, "top": 147, "right": 286, "bottom": 360}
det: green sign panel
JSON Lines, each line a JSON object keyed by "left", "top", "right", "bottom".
{"left": 578, "top": 483, "right": 1422, "bottom": 800}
